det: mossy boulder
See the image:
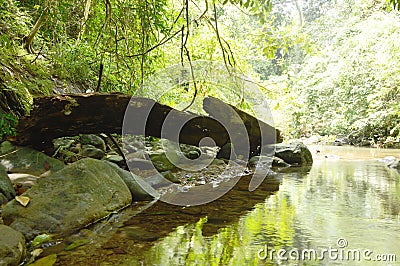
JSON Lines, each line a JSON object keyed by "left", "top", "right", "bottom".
{"left": 0, "top": 145, "right": 64, "bottom": 176}
{"left": 266, "top": 142, "right": 313, "bottom": 166}
{"left": 0, "top": 165, "right": 16, "bottom": 204}
{"left": 0, "top": 225, "right": 26, "bottom": 266}
{"left": 2, "top": 158, "right": 132, "bottom": 240}
{"left": 105, "top": 161, "right": 159, "bottom": 201}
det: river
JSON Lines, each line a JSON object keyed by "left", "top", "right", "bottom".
{"left": 50, "top": 146, "right": 400, "bottom": 265}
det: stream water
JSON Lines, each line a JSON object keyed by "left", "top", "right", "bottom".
{"left": 48, "top": 146, "right": 400, "bottom": 265}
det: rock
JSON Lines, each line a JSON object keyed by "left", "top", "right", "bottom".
{"left": 2, "top": 158, "right": 132, "bottom": 240}
{"left": 0, "top": 194, "right": 8, "bottom": 206}
{"left": 217, "top": 143, "right": 237, "bottom": 160}
{"left": 53, "top": 137, "right": 76, "bottom": 150}
{"left": 121, "top": 226, "right": 159, "bottom": 241}
{"left": 81, "top": 144, "right": 105, "bottom": 159}
{"left": 332, "top": 138, "right": 346, "bottom": 146}
{"left": 248, "top": 155, "right": 273, "bottom": 168}
{"left": 0, "top": 166, "right": 16, "bottom": 204}
{"left": 149, "top": 153, "right": 176, "bottom": 172}
{"left": 104, "top": 161, "right": 158, "bottom": 201}
{"left": 248, "top": 155, "right": 289, "bottom": 169}
{"left": 211, "top": 158, "right": 226, "bottom": 165}
{"left": 324, "top": 154, "right": 340, "bottom": 160}
{"left": 161, "top": 171, "right": 179, "bottom": 183}
{"left": 186, "top": 150, "right": 200, "bottom": 159}
{"left": 0, "top": 147, "right": 64, "bottom": 176}
{"left": 266, "top": 142, "right": 313, "bottom": 166}
{"left": 272, "top": 157, "right": 290, "bottom": 167}
{"left": 7, "top": 173, "right": 40, "bottom": 195}
{"left": 105, "top": 154, "right": 124, "bottom": 164}
{"left": 179, "top": 144, "right": 201, "bottom": 159}
{"left": 380, "top": 156, "right": 396, "bottom": 165}
{"left": 126, "top": 150, "right": 147, "bottom": 160}
{"left": 80, "top": 134, "right": 106, "bottom": 151}
{"left": 127, "top": 158, "right": 155, "bottom": 170}
{"left": 0, "top": 141, "right": 15, "bottom": 155}
{"left": 144, "top": 173, "right": 172, "bottom": 189}
{"left": 0, "top": 225, "right": 26, "bottom": 266}
{"left": 388, "top": 159, "right": 400, "bottom": 170}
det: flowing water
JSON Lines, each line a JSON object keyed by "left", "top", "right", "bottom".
{"left": 49, "top": 146, "right": 400, "bottom": 265}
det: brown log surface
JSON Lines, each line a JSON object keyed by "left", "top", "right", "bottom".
{"left": 203, "top": 97, "right": 281, "bottom": 155}
{"left": 15, "top": 93, "right": 280, "bottom": 154}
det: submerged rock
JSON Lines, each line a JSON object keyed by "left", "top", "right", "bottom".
{"left": 0, "top": 225, "right": 26, "bottom": 266}
{"left": 0, "top": 145, "right": 64, "bottom": 176}
{"left": 149, "top": 153, "right": 176, "bottom": 172}
{"left": 2, "top": 158, "right": 132, "bottom": 240}
{"left": 265, "top": 142, "right": 313, "bottom": 166}
{"left": 0, "top": 165, "right": 16, "bottom": 204}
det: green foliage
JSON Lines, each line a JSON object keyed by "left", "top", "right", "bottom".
{"left": 0, "top": 112, "right": 17, "bottom": 139}
{"left": 388, "top": 0, "right": 400, "bottom": 10}
{"left": 276, "top": 0, "right": 400, "bottom": 145}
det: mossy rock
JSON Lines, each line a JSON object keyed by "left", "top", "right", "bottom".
{"left": 2, "top": 158, "right": 132, "bottom": 240}
{"left": 0, "top": 146, "right": 64, "bottom": 176}
{"left": 265, "top": 142, "right": 313, "bottom": 166}
{"left": 0, "top": 165, "right": 16, "bottom": 204}
{"left": 0, "top": 225, "right": 26, "bottom": 266}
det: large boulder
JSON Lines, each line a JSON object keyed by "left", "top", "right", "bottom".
{"left": 0, "top": 225, "right": 26, "bottom": 266}
{"left": 0, "top": 145, "right": 64, "bottom": 176}
{"left": 104, "top": 161, "right": 159, "bottom": 201}
{"left": 0, "top": 166, "right": 16, "bottom": 205}
{"left": 2, "top": 158, "right": 132, "bottom": 240}
{"left": 266, "top": 142, "right": 313, "bottom": 166}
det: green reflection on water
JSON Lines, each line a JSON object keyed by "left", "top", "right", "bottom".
{"left": 138, "top": 149, "right": 400, "bottom": 266}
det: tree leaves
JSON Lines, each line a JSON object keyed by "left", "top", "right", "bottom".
{"left": 388, "top": 0, "right": 400, "bottom": 10}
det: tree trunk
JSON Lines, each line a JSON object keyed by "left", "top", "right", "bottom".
{"left": 15, "top": 94, "right": 281, "bottom": 156}
{"left": 76, "top": 0, "right": 92, "bottom": 44}
{"left": 23, "top": 8, "right": 48, "bottom": 53}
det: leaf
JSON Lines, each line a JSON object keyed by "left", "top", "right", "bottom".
{"left": 15, "top": 195, "right": 30, "bottom": 207}
{"left": 31, "top": 248, "right": 43, "bottom": 258}
{"left": 29, "top": 254, "right": 57, "bottom": 266}
{"left": 32, "top": 234, "right": 53, "bottom": 247}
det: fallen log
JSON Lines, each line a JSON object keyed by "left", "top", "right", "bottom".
{"left": 203, "top": 97, "right": 281, "bottom": 156}
{"left": 15, "top": 93, "right": 281, "bottom": 155}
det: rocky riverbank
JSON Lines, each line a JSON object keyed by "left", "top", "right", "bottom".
{"left": 0, "top": 135, "right": 313, "bottom": 265}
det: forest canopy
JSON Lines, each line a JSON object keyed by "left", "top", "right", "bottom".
{"left": 0, "top": 0, "right": 399, "bottom": 146}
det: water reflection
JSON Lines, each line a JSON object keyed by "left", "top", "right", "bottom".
{"left": 54, "top": 147, "right": 400, "bottom": 266}
{"left": 137, "top": 147, "right": 400, "bottom": 265}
